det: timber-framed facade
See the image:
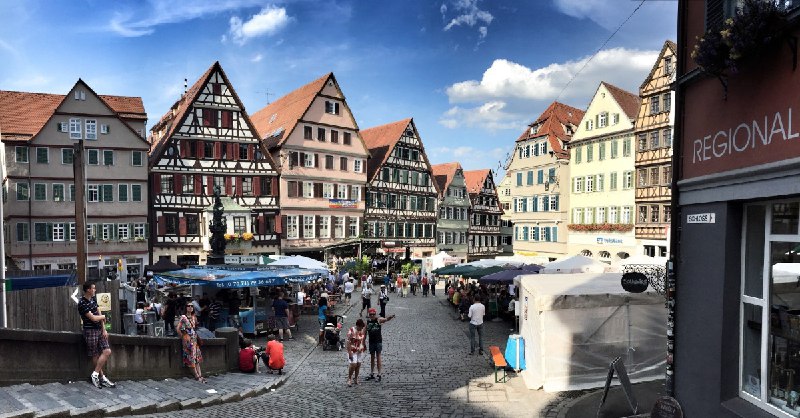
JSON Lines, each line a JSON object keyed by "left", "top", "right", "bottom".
{"left": 432, "top": 162, "right": 470, "bottom": 263}
{"left": 362, "top": 119, "right": 439, "bottom": 258}
{"left": 633, "top": 40, "right": 676, "bottom": 258}
{"left": 148, "top": 62, "right": 280, "bottom": 266}
{"left": 464, "top": 169, "right": 502, "bottom": 260}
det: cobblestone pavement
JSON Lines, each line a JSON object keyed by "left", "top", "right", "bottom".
{"left": 146, "top": 289, "right": 565, "bottom": 418}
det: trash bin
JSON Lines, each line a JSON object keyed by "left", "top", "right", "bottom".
{"left": 505, "top": 334, "right": 526, "bottom": 371}
{"left": 123, "top": 313, "right": 137, "bottom": 336}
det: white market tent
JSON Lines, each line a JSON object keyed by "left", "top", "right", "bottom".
{"left": 517, "top": 272, "right": 666, "bottom": 392}
{"left": 422, "top": 251, "right": 460, "bottom": 275}
{"left": 617, "top": 255, "right": 668, "bottom": 268}
{"left": 269, "top": 255, "right": 328, "bottom": 273}
{"left": 540, "top": 255, "right": 612, "bottom": 274}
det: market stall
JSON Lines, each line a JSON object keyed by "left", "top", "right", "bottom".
{"left": 517, "top": 272, "right": 666, "bottom": 392}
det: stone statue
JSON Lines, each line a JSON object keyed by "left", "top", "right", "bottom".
{"left": 208, "top": 186, "right": 227, "bottom": 257}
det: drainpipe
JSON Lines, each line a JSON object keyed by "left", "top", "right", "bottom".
{"left": 666, "top": 0, "right": 688, "bottom": 397}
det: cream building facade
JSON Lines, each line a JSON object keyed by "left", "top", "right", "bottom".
{"left": 567, "top": 82, "right": 641, "bottom": 262}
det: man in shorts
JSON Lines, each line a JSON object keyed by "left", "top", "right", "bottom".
{"left": 77, "top": 282, "right": 115, "bottom": 389}
{"left": 359, "top": 284, "right": 373, "bottom": 317}
{"left": 346, "top": 319, "right": 367, "bottom": 386}
{"left": 364, "top": 308, "right": 395, "bottom": 382}
{"left": 343, "top": 279, "right": 354, "bottom": 305}
{"left": 272, "top": 292, "right": 293, "bottom": 342}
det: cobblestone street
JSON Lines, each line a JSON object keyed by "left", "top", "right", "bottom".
{"left": 148, "top": 290, "right": 559, "bottom": 418}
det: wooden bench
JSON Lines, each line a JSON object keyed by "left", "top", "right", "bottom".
{"left": 489, "top": 345, "right": 508, "bottom": 383}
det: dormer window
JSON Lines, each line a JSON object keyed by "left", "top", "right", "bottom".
{"left": 529, "top": 124, "right": 539, "bottom": 135}
{"left": 325, "top": 101, "right": 340, "bottom": 115}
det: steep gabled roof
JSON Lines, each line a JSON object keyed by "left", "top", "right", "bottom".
{"left": 639, "top": 40, "right": 678, "bottom": 92}
{"left": 0, "top": 86, "right": 146, "bottom": 142}
{"left": 360, "top": 118, "right": 412, "bottom": 181}
{"left": 250, "top": 73, "right": 332, "bottom": 149}
{"left": 601, "top": 82, "right": 641, "bottom": 120}
{"left": 463, "top": 169, "right": 491, "bottom": 196}
{"left": 431, "top": 162, "right": 462, "bottom": 198}
{"left": 515, "top": 101, "right": 584, "bottom": 159}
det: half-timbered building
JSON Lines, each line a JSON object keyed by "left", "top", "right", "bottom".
{"left": 463, "top": 169, "right": 502, "bottom": 260}
{"left": 251, "top": 73, "right": 369, "bottom": 261}
{"left": 361, "top": 119, "right": 439, "bottom": 259}
{"left": 0, "top": 80, "right": 149, "bottom": 279}
{"left": 432, "top": 162, "right": 470, "bottom": 263}
{"left": 148, "top": 62, "right": 280, "bottom": 266}
{"left": 633, "top": 40, "right": 676, "bottom": 258}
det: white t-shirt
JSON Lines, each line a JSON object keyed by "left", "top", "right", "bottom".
{"left": 361, "top": 287, "right": 373, "bottom": 299}
{"left": 134, "top": 308, "right": 145, "bottom": 324}
{"left": 297, "top": 291, "right": 306, "bottom": 305}
{"left": 344, "top": 282, "right": 354, "bottom": 294}
{"left": 468, "top": 302, "right": 486, "bottom": 326}
{"left": 367, "top": 275, "right": 373, "bottom": 285}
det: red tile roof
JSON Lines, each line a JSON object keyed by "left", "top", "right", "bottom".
{"left": 0, "top": 88, "right": 145, "bottom": 142}
{"left": 431, "top": 162, "right": 462, "bottom": 198}
{"left": 360, "top": 118, "right": 412, "bottom": 181}
{"left": 515, "top": 101, "right": 584, "bottom": 159}
{"left": 463, "top": 169, "right": 491, "bottom": 195}
{"left": 601, "top": 82, "right": 641, "bottom": 120}
{"left": 250, "top": 73, "right": 332, "bottom": 150}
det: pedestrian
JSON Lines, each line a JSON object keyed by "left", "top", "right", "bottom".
{"left": 344, "top": 279, "right": 354, "bottom": 305}
{"left": 359, "top": 284, "right": 373, "bottom": 316}
{"left": 395, "top": 275, "right": 403, "bottom": 295}
{"left": 272, "top": 292, "right": 293, "bottom": 342}
{"left": 227, "top": 290, "right": 241, "bottom": 331}
{"left": 178, "top": 302, "right": 206, "bottom": 382}
{"left": 364, "top": 308, "right": 395, "bottom": 382}
{"left": 409, "top": 272, "right": 417, "bottom": 296}
{"left": 468, "top": 296, "right": 486, "bottom": 356}
{"left": 378, "top": 285, "right": 389, "bottom": 317}
{"left": 430, "top": 274, "right": 437, "bottom": 297}
{"left": 199, "top": 293, "right": 210, "bottom": 328}
{"left": 78, "top": 282, "right": 115, "bottom": 389}
{"left": 346, "top": 318, "right": 367, "bottom": 386}
{"left": 402, "top": 276, "right": 409, "bottom": 298}
{"left": 421, "top": 274, "right": 429, "bottom": 297}
{"left": 264, "top": 335, "right": 286, "bottom": 375}
{"left": 384, "top": 273, "right": 391, "bottom": 291}
{"left": 162, "top": 292, "right": 178, "bottom": 336}
{"left": 318, "top": 297, "right": 329, "bottom": 345}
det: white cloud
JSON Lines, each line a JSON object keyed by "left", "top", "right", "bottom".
{"left": 441, "top": 0, "right": 493, "bottom": 45}
{"left": 552, "top": 0, "right": 677, "bottom": 45}
{"left": 228, "top": 6, "right": 291, "bottom": 45}
{"left": 440, "top": 47, "right": 659, "bottom": 130}
{"left": 251, "top": 53, "right": 263, "bottom": 63}
{"left": 107, "top": 0, "right": 267, "bottom": 37}
{"left": 478, "top": 26, "right": 487, "bottom": 39}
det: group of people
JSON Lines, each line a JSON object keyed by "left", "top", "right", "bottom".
{"left": 238, "top": 336, "right": 286, "bottom": 375}
{"left": 345, "top": 309, "right": 396, "bottom": 385}
{"left": 391, "top": 272, "right": 437, "bottom": 297}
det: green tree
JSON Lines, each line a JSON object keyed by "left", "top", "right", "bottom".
{"left": 353, "top": 255, "right": 371, "bottom": 275}
{"left": 400, "top": 262, "right": 416, "bottom": 276}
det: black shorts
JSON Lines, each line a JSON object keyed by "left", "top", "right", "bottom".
{"left": 369, "top": 342, "right": 382, "bottom": 354}
{"left": 362, "top": 298, "right": 371, "bottom": 309}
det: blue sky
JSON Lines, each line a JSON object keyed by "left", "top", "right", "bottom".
{"left": 0, "top": 0, "right": 676, "bottom": 177}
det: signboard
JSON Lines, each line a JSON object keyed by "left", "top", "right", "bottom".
{"left": 599, "top": 357, "right": 638, "bottom": 415}
{"left": 97, "top": 293, "right": 112, "bottom": 312}
{"left": 384, "top": 247, "right": 405, "bottom": 253}
{"left": 651, "top": 396, "right": 683, "bottom": 418}
{"left": 225, "top": 255, "right": 241, "bottom": 264}
{"left": 240, "top": 255, "right": 259, "bottom": 265}
{"left": 621, "top": 272, "right": 649, "bottom": 293}
{"left": 329, "top": 199, "right": 357, "bottom": 208}
{"left": 687, "top": 213, "right": 715, "bottom": 224}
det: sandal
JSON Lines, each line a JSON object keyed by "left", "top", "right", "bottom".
{"left": 346, "top": 379, "right": 352, "bottom": 387}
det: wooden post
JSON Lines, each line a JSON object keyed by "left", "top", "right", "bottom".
{"left": 73, "top": 141, "right": 87, "bottom": 285}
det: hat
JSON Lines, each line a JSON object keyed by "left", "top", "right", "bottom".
{"left": 380, "top": 284, "right": 386, "bottom": 288}
{"left": 368, "top": 308, "right": 377, "bottom": 314}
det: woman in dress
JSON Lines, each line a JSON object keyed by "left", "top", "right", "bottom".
{"left": 178, "top": 303, "right": 205, "bottom": 382}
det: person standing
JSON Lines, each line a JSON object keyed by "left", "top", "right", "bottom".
{"left": 343, "top": 279, "right": 355, "bottom": 305}
{"left": 178, "top": 303, "right": 205, "bottom": 382}
{"left": 346, "top": 319, "right": 367, "bottom": 386}
{"left": 364, "top": 308, "right": 395, "bottom": 382}
{"left": 421, "top": 274, "right": 429, "bottom": 297}
{"left": 384, "top": 273, "right": 391, "bottom": 292}
{"left": 162, "top": 292, "right": 178, "bottom": 336}
{"left": 317, "top": 297, "right": 328, "bottom": 345}
{"left": 359, "top": 284, "right": 373, "bottom": 317}
{"left": 430, "top": 274, "right": 437, "bottom": 297}
{"left": 227, "top": 290, "right": 241, "bottom": 330}
{"left": 395, "top": 275, "right": 403, "bottom": 295}
{"left": 468, "top": 296, "right": 486, "bottom": 355}
{"left": 409, "top": 272, "right": 417, "bottom": 296}
{"left": 78, "top": 282, "right": 115, "bottom": 389}
{"left": 272, "top": 292, "right": 293, "bottom": 342}
{"left": 378, "top": 285, "right": 389, "bottom": 318}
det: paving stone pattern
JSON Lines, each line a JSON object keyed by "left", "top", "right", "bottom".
{"left": 0, "top": 288, "right": 581, "bottom": 418}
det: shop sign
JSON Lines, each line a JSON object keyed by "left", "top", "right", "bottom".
{"left": 687, "top": 213, "right": 715, "bottom": 224}
{"left": 329, "top": 199, "right": 357, "bottom": 208}
{"left": 651, "top": 396, "right": 683, "bottom": 418}
{"left": 621, "top": 272, "right": 649, "bottom": 293}
{"left": 240, "top": 256, "right": 259, "bottom": 265}
{"left": 224, "top": 255, "right": 241, "bottom": 264}
{"left": 596, "top": 237, "right": 624, "bottom": 245}
{"left": 97, "top": 293, "right": 112, "bottom": 312}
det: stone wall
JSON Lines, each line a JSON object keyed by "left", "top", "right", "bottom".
{"left": 0, "top": 328, "right": 239, "bottom": 386}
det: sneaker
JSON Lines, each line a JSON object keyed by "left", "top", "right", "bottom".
{"left": 90, "top": 372, "right": 101, "bottom": 389}
{"left": 376, "top": 375, "right": 382, "bottom": 382}
{"left": 479, "top": 350, "right": 484, "bottom": 356}
{"left": 364, "top": 374, "right": 375, "bottom": 381}
{"left": 100, "top": 375, "right": 116, "bottom": 388}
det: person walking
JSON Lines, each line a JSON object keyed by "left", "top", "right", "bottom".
{"left": 468, "top": 296, "right": 486, "bottom": 356}
{"left": 272, "top": 292, "right": 293, "bottom": 342}
{"left": 178, "top": 302, "right": 205, "bottom": 382}
{"left": 162, "top": 292, "right": 178, "bottom": 336}
{"left": 378, "top": 285, "right": 390, "bottom": 317}
{"left": 78, "top": 282, "right": 115, "bottom": 389}
{"left": 346, "top": 319, "right": 367, "bottom": 386}
{"left": 395, "top": 275, "right": 403, "bottom": 295}
{"left": 409, "top": 272, "right": 418, "bottom": 296}
{"left": 421, "top": 274, "right": 429, "bottom": 297}
{"left": 364, "top": 308, "right": 395, "bottom": 382}
{"left": 384, "top": 273, "right": 391, "bottom": 292}
{"left": 430, "top": 274, "right": 437, "bottom": 297}
{"left": 318, "top": 297, "right": 329, "bottom": 345}
{"left": 343, "top": 279, "right": 355, "bottom": 305}
{"left": 359, "top": 284, "right": 373, "bottom": 317}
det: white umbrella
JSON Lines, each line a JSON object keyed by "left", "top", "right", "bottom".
{"left": 270, "top": 255, "right": 328, "bottom": 272}
{"left": 540, "top": 255, "right": 610, "bottom": 274}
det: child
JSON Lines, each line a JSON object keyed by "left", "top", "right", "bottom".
{"left": 239, "top": 338, "right": 259, "bottom": 373}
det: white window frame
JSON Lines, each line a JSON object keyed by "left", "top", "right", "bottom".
{"left": 319, "top": 216, "right": 331, "bottom": 238}
{"left": 100, "top": 124, "right": 109, "bottom": 134}
{"left": 350, "top": 185, "right": 361, "bottom": 202}
{"left": 303, "top": 215, "right": 315, "bottom": 239}
{"left": 585, "top": 119, "right": 593, "bottom": 131}
{"left": 15, "top": 146, "right": 28, "bottom": 163}
{"left": 286, "top": 216, "right": 299, "bottom": 239}
{"left": 303, "top": 181, "right": 314, "bottom": 198}
{"left": 337, "top": 184, "right": 348, "bottom": 199}
{"left": 88, "top": 185, "right": 99, "bottom": 203}
{"left": 69, "top": 118, "right": 82, "bottom": 139}
{"left": 102, "top": 224, "right": 113, "bottom": 241}
{"left": 131, "top": 151, "right": 143, "bottom": 166}
{"left": 85, "top": 120, "right": 97, "bottom": 140}
{"left": 598, "top": 112, "right": 608, "bottom": 128}
{"left": 621, "top": 206, "right": 631, "bottom": 224}
{"left": 550, "top": 195, "right": 558, "bottom": 211}
{"left": 52, "top": 223, "right": 65, "bottom": 242}
{"left": 597, "top": 207, "right": 606, "bottom": 224}
{"left": 354, "top": 159, "right": 363, "bottom": 173}
{"left": 117, "top": 224, "right": 129, "bottom": 240}
{"left": 334, "top": 217, "right": 344, "bottom": 238}
{"left": 348, "top": 217, "right": 359, "bottom": 238}
{"left": 585, "top": 208, "right": 594, "bottom": 224}
{"left": 609, "top": 206, "right": 619, "bottom": 224}
{"left": 133, "top": 224, "right": 146, "bottom": 239}
{"left": 303, "top": 153, "right": 314, "bottom": 167}
{"left": 323, "top": 183, "right": 334, "bottom": 199}
{"left": 586, "top": 175, "right": 595, "bottom": 193}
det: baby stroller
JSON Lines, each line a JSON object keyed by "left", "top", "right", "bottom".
{"left": 322, "top": 315, "right": 345, "bottom": 351}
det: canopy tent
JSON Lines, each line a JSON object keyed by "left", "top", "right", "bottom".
{"left": 517, "top": 272, "right": 666, "bottom": 392}
{"left": 432, "top": 264, "right": 478, "bottom": 275}
{"left": 422, "top": 251, "right": 460, "bottom": 275}
{"left": 460, "top": 265, "right": 507, "bottom": 279}
{"left": 478, "top": 265, "right": 543, "bottom": 284}
{"left": 467, "top": 258, "right": 517, "bottom": 268}
{"left": 153, "top": 266, "right": 322, "bottom": 289}
{"left": 269, "top": 255, "right": 328, "bottom": 273}
{"left": 540, "top": 255, "right": 611, "bottom": 274}
{"left": 495, "top": 254, "right": 550, "bottom": 266}
{"left": 616, "top": 255, "right": 668, "bottom": 268}
{"left": 145, "top": 258, "right": 183, "bottom": 273}
{"left": 4, "top": 273, "right": 76, "bottom": 291}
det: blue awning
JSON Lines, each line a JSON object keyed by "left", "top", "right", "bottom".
{"left": 153, "top": 266, "right": 322, "bottom": 289}
{"left": 5, "top": 274, "right": 76, "bottom": 291}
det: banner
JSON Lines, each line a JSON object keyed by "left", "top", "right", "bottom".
{"left": 329, "top": 199, "right": 357, "bottom": 208}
